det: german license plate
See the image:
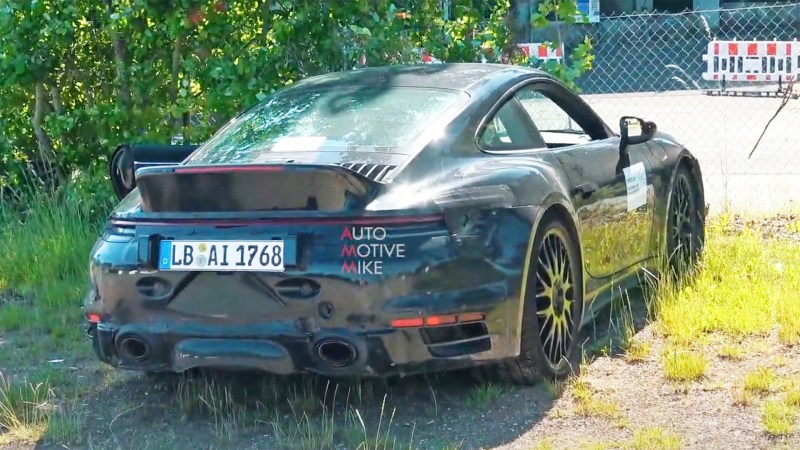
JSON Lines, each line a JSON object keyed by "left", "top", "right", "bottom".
{"left": 159, "top": 240, "right": 286, "bottom": 272}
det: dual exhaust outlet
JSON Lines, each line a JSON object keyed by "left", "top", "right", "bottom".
{"left": 115, "top": 333, "right": 361, "bottom": 369}
{"left": 313, "top": 338, "right": 359, "bottom": 368}
{"left": 116, "top": 334, "right": 150, "bottom": 362}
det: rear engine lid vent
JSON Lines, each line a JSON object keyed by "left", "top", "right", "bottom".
{"left": 334, "top": 163, "right": 396, "bottom": 182}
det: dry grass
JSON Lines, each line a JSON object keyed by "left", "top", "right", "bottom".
{"left": 717, "top": 344, "right": 744, "bottom": 361}
{"left": 761, "top": 399, "right": 798, "bottom": 436}
{"left": 623, "top": 338, "right": 651, "bottom": 364}
{"left": 0, "top": 373, "right": 54, "bottom": 444}
{"left": 743, "top": 367, "right": 775, "bottom": 395}
{"left": 662, "top": 347, "right": 707, "bottom": 382}
{"left": 628, "top": 427, "right": 681, "bottom": 450}
{"left": 571, "top": 379, "right": 621, "bottom": 419}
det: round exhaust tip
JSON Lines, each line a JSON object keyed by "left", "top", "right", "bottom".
{"left": 314, "top": 339, "right": 358, "bottom": 368}
{"left": 117, "top": 335, "right": 150, "bottom": 361}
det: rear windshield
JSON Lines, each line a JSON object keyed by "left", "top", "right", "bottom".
{"left": 185, "top": 86, "right": 468, "bottom": 164}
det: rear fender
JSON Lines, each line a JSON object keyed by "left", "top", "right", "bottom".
{"left": 507, "top": 193, "right": 582, "bottom": 358}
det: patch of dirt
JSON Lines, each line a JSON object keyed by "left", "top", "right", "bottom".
{"left": 3, "top": 292, "right": 799, "bottom": 450}
{"left": 727, "top": 213, "right": 800, "bottom": 242}
{"left": 0, "top": 299, "right": 634, "bottom": 450}
{"left": 494, "top": 326, "right": 800, "bottom": 450}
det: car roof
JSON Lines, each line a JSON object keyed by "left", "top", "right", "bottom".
{"left": 288, "top": 63, "right": 550, "bottom": 93}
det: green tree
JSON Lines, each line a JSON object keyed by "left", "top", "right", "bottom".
{"left": 0, "top": 0, "right": 592, "bottom": 193}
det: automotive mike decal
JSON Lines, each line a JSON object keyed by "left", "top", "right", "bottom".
{"left": 340, "top": 226, "right": 406, "bottom": 275}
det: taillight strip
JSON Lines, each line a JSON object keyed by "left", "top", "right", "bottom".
{"left": 110, "top": 214, "right": 444, "bottom": 227}
{"left": 173, "top": 165, "right": 285, "bottom": 174}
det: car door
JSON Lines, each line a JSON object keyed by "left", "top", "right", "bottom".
{"left": 513, "top": 83, "right": 656, "bottom": 279}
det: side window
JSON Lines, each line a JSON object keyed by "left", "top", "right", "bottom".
{"left": 515, "top": 87, "right": 591, "bottom": 147}
{"left": 477, "top": 98, "right": 546, "bottom": 150}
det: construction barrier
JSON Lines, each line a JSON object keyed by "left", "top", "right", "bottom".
{"left": 518, "top": 42, "right": 564, "bottom": 63}
{"left": 701, "top": 38, "right": 800, "bottom": 98}
{"left": 702, "top": 38, "right": 800, "bottom": 82}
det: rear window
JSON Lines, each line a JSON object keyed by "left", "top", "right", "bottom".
{"left": 185, "top": 86, "right": 468, "bottom": 164}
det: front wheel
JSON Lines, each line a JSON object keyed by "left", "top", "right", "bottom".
{"left": 665, "top": 166, "right": 704, "bottom": 276}
{"left": 488, "top": 214, "right": 584, "bottom": 385}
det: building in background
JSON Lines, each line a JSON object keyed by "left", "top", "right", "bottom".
{"left": 514, "top": 0, "right": 790, "bottom": 32}
{"left": 519, "top": 0, "right": 789, "bottom": 17}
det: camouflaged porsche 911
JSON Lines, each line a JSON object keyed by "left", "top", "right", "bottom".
{"left": 85, "top": 63, "right": 705, "bottom": 384}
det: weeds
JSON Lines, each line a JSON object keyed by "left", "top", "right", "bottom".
{"left": 0, "top": 185, "right": 111, "bottom": 337}
{"left": 744, "top": 367, "right": 775, "bottom": 395}
{"left": 629, "top": 427, "right": 680, "bottom": 450}
{"left": 784, "top": 379, "right": 800, "bottom": 407}
{"left": 662, "top": 347, "right": 707, "bottom": 382}
{"left": 0, "top": 373, "right": 54, "bottom": 443}
{"left": 571, "top": 379, "right": 621, "bottom": 419}
{"left": 43, "top": 400, "right": 84, "bottom": 445}
{"left": 732, "top": 388, "right": 755, "bottom": 407}
{"left": 717, "top": 344, "right": 744, "bottom": 360}
{"left": 623, "top": 338, "right": 651, "bottom": 363}
{"left": 654, "top": 226, "right": 800, "bottom": 345}
{"left": 761, "top": 399, "right": 798, "bottom": 436}
{"left": 465, "top": 383, "right": 504, "bottom": 406}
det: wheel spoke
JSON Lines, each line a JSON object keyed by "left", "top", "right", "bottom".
{"left": 542, "top": 316, "right": 556, "bottom": 350}
{"left": 537, "top": 304, "right": 553, "bottom": 318}
{"left": 537, "top": 258, "right": 553, "bottom": 289}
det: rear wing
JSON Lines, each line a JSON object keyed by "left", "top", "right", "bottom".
{"left": 109, "top": 143, "right": 199, "bottom": 200}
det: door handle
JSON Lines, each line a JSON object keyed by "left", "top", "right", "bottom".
{"left": 575, "top": 182, "right": 598, "bottom": 198}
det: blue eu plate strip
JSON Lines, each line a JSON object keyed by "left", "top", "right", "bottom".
{"left": 159, "top": 240, "right": 172, "bottom": 270}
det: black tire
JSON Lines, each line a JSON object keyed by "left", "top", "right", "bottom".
{"left": 485, "top": 213, "right": 584, "bottom": 385}
{"left": 665, "top": 166, "right": 705, "bottom": 276}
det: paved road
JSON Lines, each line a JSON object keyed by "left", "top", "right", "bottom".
{"left": 583, "top": 89, "right": 800, "bottom": 213}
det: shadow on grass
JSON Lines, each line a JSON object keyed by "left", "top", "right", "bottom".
{"left": 16, "top": 287, "right": 654, "bottom": 450}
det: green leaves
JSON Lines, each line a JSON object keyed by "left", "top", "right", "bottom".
{"left": 0, "top": 0, "right": 594, "bottom": 190}
{"left": 525, "top": 1, "right": 595, "bottom": 90}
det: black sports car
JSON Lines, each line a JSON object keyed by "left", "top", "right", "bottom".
{"left": 86, "top": 63, "right": 705, "bottom": 384}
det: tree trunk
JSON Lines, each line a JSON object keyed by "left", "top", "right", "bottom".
{"left": 170, "top": 33, "right": 184, "bottom": 131}
{"left": 30, "top": 82, "right": 66, "bottom": 187}
{"left": 103, "top": 0, "right": 132, "bottom": 107}
{"left": 112, "top": 37, "right": 132, "bottom": 107}
{"left": 50, "top": 85, "right": 64, "bottom": 116}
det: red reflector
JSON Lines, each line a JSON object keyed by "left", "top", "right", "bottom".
{"left": 391, "top": 317, "right": 424, "bottom": 328}
{"left": 86, "top": 313, "right": 101, "bottom": 323}
{"left": 425, "top": 315, "right": 457, "bottom": 326}
{"left": 459, "top": 312, "right": 485, "bottom": 323}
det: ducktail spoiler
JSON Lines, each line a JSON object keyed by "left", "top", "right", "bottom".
{"left": 134, "top": 164, "right": 384, "bottom": 213}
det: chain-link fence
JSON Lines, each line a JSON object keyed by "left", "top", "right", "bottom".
{"left": 537, "top": 2, "right": 800, "bottom": 213}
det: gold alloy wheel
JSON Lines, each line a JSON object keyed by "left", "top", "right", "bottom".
{"left": 534, "top": 228, "right": 576, "bottom": 367}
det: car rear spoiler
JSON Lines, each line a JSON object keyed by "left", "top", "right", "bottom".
{"left": 109, "top": 143, "right": 199, "bottom": 200}
{"left": 135, "top": 164, "right": 384, "bottom": 213}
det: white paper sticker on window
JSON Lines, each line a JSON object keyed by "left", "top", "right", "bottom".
{"left": 623, "top": 162, "right": 647, "bottom": 211}
{"left": 270, "top": 136, "right": 327, "bottom": 152}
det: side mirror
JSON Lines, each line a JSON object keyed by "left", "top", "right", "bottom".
{"left": 619, "top": 116, "right": 656, "bottom": 151}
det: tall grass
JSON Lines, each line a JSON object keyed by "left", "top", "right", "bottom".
{"left": 0, "top": 373, "right": 54, "bottom": 443}
{"left": 651, "top": 218, "right": 800, "bottom": 346}
{"left": 0, "top": 181, "right": 113, "bottom": 333}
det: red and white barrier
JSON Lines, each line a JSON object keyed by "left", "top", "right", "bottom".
{"left": 419, "top": 49, "right": 442, "bottom": 64}
{"left": 519, "top": 42, "right": 564, "bottom": 63}
{"left": 702, "top": 39, "right": 800, "bottom": 82}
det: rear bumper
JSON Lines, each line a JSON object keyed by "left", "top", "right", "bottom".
{"left": 85, "top": 207, "right": 541, "bottom": 377}
{"left": 88, "top": 315, "right": 495, "bottom": 377}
